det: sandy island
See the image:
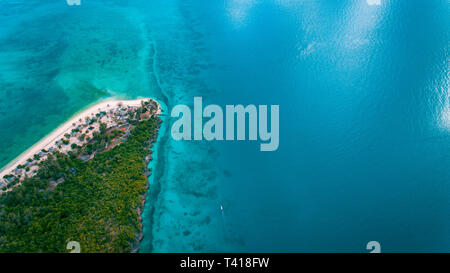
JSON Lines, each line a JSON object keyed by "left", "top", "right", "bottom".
{"left": 0, "top": 97, "right": 161, "bottom": 190}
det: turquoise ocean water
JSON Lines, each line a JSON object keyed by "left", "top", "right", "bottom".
{"left": 0, "top": 0, "right": 449, "bottom": 252}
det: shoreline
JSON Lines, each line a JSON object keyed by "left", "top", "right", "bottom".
{"left": 138, "top": 99, "right": 169, "bottom": 253}
{"left": 133, "top": 121, "right": 161, "bottom": 253}
{"left": 0, "top": 97, "right": 161, "bottom": 187}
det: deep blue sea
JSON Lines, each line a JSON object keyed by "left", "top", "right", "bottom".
{"left": 0, "top": 0, "right": 449, "bottom": 252}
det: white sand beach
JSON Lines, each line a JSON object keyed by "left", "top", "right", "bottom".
{"left": 0, "top": 97, "right": 161, "bottom": 186}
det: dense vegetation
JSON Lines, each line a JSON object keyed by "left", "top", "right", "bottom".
{"left": 0, "top": 116, "right": 160, "bottom": 253}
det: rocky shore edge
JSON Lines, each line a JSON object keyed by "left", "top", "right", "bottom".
{"left": 131, "top": 119, "right": 162, "bottom": 253}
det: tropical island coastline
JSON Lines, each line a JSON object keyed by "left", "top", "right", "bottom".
{"left": 0, "top": 98, "right": 162, "bottom": 252}
{"left": 0, "top": 98, "right": 161, "bottom": 193}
